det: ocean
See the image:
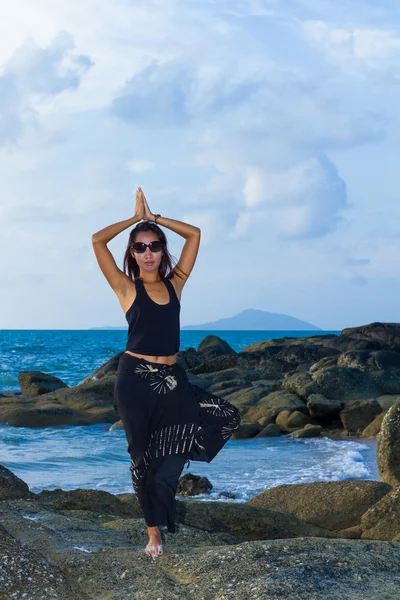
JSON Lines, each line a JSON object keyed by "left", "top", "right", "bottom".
{"left": 0, "top": 329, "right": 379, "bottom": 501}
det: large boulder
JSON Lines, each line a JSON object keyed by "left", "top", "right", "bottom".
{"left": 377, "top": 398, "right": 400, "bottom": 487}
{"left": 175, "top": 498, "right": 338, "bottom": 541}
{"left": 341, "top": 322, "right": 400, "bottom": 351}
{"left": 306, "top": 393, "right": 342, "bottom": 420}
{"left": 18, "top": 371, "right": 68, "bottom": 396}
{"left": 312, "top": 366, "right": 382, "bottom": 401}
{"left": 337, "top": 349, "right": 400, "bottom": 373}
{"left": 246, "top": 480, "right": 392, "bottom": 531}
{"left": 360, "top": 487, "right": 400, "bottom": 541}
{"left": 339, "top": 399, "right": 383, "bottom": 432}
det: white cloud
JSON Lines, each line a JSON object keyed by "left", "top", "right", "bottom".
{"left": 1, "top": 0, "right": 400, "bottom": 328}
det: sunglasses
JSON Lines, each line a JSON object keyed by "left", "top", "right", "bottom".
{"left": 131, "top": 241, "right": 164, "bottom": 253}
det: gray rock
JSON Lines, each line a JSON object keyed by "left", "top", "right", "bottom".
{"left": 307, "top": 393, "right": 342, "bottom": 419}
{"left": 342, "top": 322, "right": 400, "bottom": 351}
{"left": 312, "top": 366, "right": 382, "bottom": 401}
{"left": 246, "top": 480, "right": 392, "bottom": 531}
{"left": 377, "top": 398, "right": 400, "bottom": 487}
{"left": 231, "top": 421, "right": 262, "bottom": 439}
{"left": 362, "top": 413, "right": 387, "bottom": 437}
{"left": 18, "top": 370, "right": 68, "bottom": 396}
{"left": 255, "top": 423, "right": 282, "bottom": 437}
{"left": 361, "top": 487, "right": 400, "bottom": 541}
{"left": 289, "top": 425, "right": 323, "bottom": 438}
{"left": 275, "top": 409, "right": 313, "bottom": 431}
{"left": 340, "top": 399, "right": 383, "bottom": 432}
{"left": 282, "top": 371, "right": 322, "bottom": 399}
{"left": 177, "top": 473, "right": 213, "bottom": 496}
{"left": 0, "top": 465, "right": 33, "bottom": 500}
{"left": 337, "top": 349, "right": 400, "bottom": 373}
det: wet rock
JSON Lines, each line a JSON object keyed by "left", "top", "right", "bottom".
{"left": 254, "top": 423, "right": 281, "bottom": 437}
{"left": 289, "top": 425, "right": 323, "bottom": 438}
{"left": 177, "top": 473, "right": 213, "bottom": 496}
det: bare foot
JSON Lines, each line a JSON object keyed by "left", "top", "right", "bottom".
{"left": 145, "top": 526, "right": 164, "bottom": 558}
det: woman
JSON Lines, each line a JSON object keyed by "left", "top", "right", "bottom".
{"left": 91, "top": 187, "right": 241, "bottom": 559}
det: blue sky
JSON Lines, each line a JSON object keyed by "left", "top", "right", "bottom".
{"left": 1, "top": 0, "right": 399, "bottom": 330}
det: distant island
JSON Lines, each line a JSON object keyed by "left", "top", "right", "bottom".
{"left": 89, "top": 308, "right": 321, "bottom": 331}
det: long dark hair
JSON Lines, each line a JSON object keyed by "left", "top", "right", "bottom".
{"left": 123, "top": 221, "right": 183, "bottom": 281}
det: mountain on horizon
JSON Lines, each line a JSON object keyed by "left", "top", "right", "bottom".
{"left": 180, "top": 308, "right": 321, "bottom": 331}
{"left": 89, "top": 308, "right": 321, "bottom": 331}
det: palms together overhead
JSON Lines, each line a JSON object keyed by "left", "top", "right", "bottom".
{"left": 135, "top": 187, "right": 155, "bottom": 221}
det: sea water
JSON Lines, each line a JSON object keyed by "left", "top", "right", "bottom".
{"left": 0, "top": 329, "right": 379, "bottom": 501}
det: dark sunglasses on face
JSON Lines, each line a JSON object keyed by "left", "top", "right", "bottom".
{"left": 131, "top": 241, "right": 164, "bottom": 253}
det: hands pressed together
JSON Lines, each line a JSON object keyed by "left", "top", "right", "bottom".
{"left": 134, "top": 187, "right": 157, "bottom": 222}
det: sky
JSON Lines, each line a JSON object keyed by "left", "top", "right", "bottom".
{"left": 1, "top": 0, "right": 400, "bottom": 330}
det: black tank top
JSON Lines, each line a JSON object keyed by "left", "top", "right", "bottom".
{"left": 125, "top": 276, "right": 180, "bottom": 356}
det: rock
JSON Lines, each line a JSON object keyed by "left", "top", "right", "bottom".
{"left": 246, "top": 480, "right": 392, "bottom": 531}
{"left": 369, "top": 370, "right": 400, "bottom": 394}
{"left": 339, "top": 399, "right": 383, "bottom": 432}
{"left": 18, "top": 370, "right": 68, "bottom": 396}
{"left": 307, "top": 393, "right": 342, "bottom": 420}
{"left": 177, "top": 473, "right": 213, "bottom": 496}
{"left": 0, "top": 465, "right": 33, "bottom": 500}
{"left": 282, "top": 371, "right": 322, "bottom": 400}
{"left": 109, "top": 419, "right": 124, "bottom": 430}
{"left": 341, "top": 322, "right": 400, "bottom": 351}
{"left": 276, "top": 410, "right": 313, "bottom": 431}
{"left": 231, "top": 421, "right": 262, "bottom": 439}
{"left": 36, "top": 488, "right": 142, "bottom": 518}
{"left": 289, "top": 425, "right": 323, "bottom": 438}
{"left": 361, "top": 487, "right": 400, "bottom": 540}
{"left": 218, "top": 491, "right": 236, "bottom": 499}
{"left": 189, "top": 355, "right": 239, "bottom": 374}
{"left": 376, "top": 394, "right": 400, "bottom": 411}
{"left": 1, "top": 468, "right": 400, "bottom": 599}
{"left": 362, "top": 413, "right": 387, "bottom": 437}
{"left": 255, "top": 423, "right": 281, "bottom": 437}
{"left": 312, "top": 366, "right": 382, "bottom": 401}
{"left": 220, "top": 385, "right": 272, "bottom": 416}
{"left": 80, "top": 352, "right": 124, "bottom": 383}
{"left": 309, "top": 356, "right": 339, "bottom": 374}
{"left": 0, "top": 525, "right": 79, "bottom": 600}
{"left": 377, "top": 398, "right": 400, "bottom": 487}
{"left": 197, "top": 335, "right": 236, "bottom": 357}
{"left": 246, "top": 390, "right": 308, "bottom": 423}
{"left": 337, "top": 349, "right": 400, "bottom": 373}
{"left": 175, "top": 498, "right": 338, "bottom": 540}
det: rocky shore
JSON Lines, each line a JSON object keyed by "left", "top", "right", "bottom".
{"left": 1, "top": 322, "right": 400, "bottom": 598}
